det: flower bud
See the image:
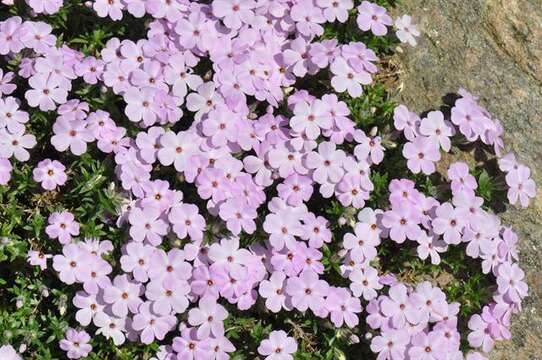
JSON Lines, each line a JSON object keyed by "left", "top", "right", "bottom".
{"left": 349, "top": 334, "right": 360, "bottom": 344}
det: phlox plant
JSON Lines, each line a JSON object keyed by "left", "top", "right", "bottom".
{"left": 0, "top": 0, "right": 536, "bottom": 359}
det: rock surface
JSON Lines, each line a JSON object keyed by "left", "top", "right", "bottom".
{"left": 391, "top": 1, "right": 542, "bottom": 359}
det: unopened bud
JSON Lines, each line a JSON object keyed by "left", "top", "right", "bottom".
{"left": 40, "top": 287, "right": 49, "bottom": 298}
{"left": 349, "top": 334, "right": 360, "bottom": 344}
{"left": 283, "top": 87, "right": 294, "bottom": 96}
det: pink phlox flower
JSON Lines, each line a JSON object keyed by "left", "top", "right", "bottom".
{"left": 380, "top": 283, "right": 421, "bottom": 327}
{"left": 128, "top": 205, "right": 168, "bottom": 245}
{"left": 0, "top": 128, "right": 37, "bottom": 162}
{"left": 25, "top": 72, "right": 68, "bottom": 111}
{"left": 290, "top": 0, "right": 325, "bottom": 37}
{"left": 212, "top": 0, "right": 256, "bottom": 30}
{"left": 348, "top": 266, "right": 382, "bottom": 300}
{"left": 102, "top": 274, "right": 143, "bottom": 317}
{"left": 496, "top": 262, "right": 528, "bottom": 303}
{"left": 393, "top": 104, "right": 420, "bottom": 141}
{"left": 317, "top": 0, "right": 353, "bottom": 23}
{"left": 258, "top": 271, "right": 291, "bottom": 313}
{"left": 33, "top": 158, "right": 67, "bottom": 190}
{"left": 60, "top": 328, "right": 93, "bottom": 359}
{"left": 168, "top": 202, "right": 206, "bottom": 241}
{"left": 419, "top": 110, "right": 454, "bottom": 152}
{"left": 120, "top": 241, "right": 154, "bottom": 283}
{"left": 382, "top": 202, "right": 422, "bottom": 243}
{"left": 132, "top": 301, "right": 177, "bottom": 344}
{"left": 51, "top": 118, "right": 94, "bottom": 156}
{"left": 402, "top": 136, "right": 441, "bottom": 175}
{"left": 300, "top": 212, "right": 331, "bottom": 248}
{"left": 27, "top": 250, "right": 52, "bottom": 270}
{"left": 52, "top": 243, "right": 90, "bottom": 285}
{"left": 325, "top": 287, "right": 362, "bottom": 328}
{"left": 188, "top": 296, "right": 229, "bottom": 339}
{"left": 0, "top": 71, "right": 16, "bottom": 98}
{"left": 505, "top": 164, "right": 536, "bottom": 208}
{"left": 285, "top": 269, "right": 329, "bottom": 313}
{"left": 395, "top": 15, "right": 420, "bottom": 46}
{"left": 257, "top": 330, "right": 298, "bottom": 360}
{"left": 415, "top": 231, "right": 448, "bottom": 265}
{"left": 93, "top": 0, "right": 125, "bottom": 20}
{"left": 330, "top": 57, "right": 372, "bottom": 98}
{"left": 147, "top": 248, "right": 192, "bottom": 282}
{"left": 356, "top": 1, "right": 393, "bottom": 36}
{"left": 370, "top": 329, "right": 410, "bottom": 360}
{"left": 46, "top": 211, "right": 80, "bottom": 244}
{"left": 431, "top": 203, "right": 466, "bottom": 245}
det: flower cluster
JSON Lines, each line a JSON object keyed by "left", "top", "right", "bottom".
{"left": 0, "top": 0, "right": 535, "bottom": 359}
{"left": 394, "top": 90, "right": 536, "bottom": 208}
{"left": 385, "top": 90, "right": 531, "bottom": 358}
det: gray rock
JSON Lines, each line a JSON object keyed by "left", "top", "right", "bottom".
{"left": 390, "top": 1, "right": 542, "bottom": 359}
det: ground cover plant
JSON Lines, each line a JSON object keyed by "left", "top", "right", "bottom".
{"left": 0, "top": 0, "right": 537, "bottom": 359}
